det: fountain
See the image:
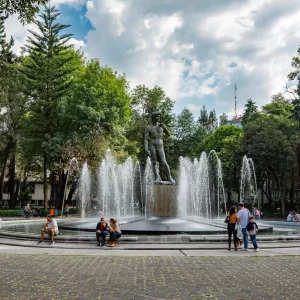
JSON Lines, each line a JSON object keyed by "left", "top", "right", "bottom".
{"left": 61, "top": 157, "right": 79, "bottom": 218}
{"left": 59, "top": 149, "right": 235, "bottom": 234}
{"left": 240, "top": 155, "right": 258, "bottom": 207}
{"left": 177, "top": 151, "right": 226, "bottom": 220}
{"left": 78, "top": 162, "right": 91, "bottom": 218}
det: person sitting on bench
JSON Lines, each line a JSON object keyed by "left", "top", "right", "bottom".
{"left": 108, "top": 218, "right": 121, "bottom": 247}
{"left": 37, "top": 214, "right": 59, "bottom": 245}
{"left": 96, "top": 217, "right": 108, "bottom": 247}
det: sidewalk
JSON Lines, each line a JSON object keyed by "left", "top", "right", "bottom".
{"left": 0, "top": 251, "right": 299, "bottom": 299}
{"left": 0, "top": 242, "right": 299, "bottom": 256}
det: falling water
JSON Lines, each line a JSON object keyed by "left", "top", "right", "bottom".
{"left": 97, "top": 150, "right": 139, "bottom": 220}
{"left": 144, "top": 157, "right": 154, "bottom": 219}
{"left": 78, "top": 162, "right": 91, "bottom": 218}
{"left": 240, "top": 156, "right": 258, "bottom": 207}
{"left": 177, "top": 151, "right": 226, "bottom": 219}
{"left": 61, "top": 157, "right": 79, "bottom": 219}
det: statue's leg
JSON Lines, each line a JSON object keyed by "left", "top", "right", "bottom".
{"left": 149, "top": 144, "right": 160, "bottom": 182}
{"left": 157, "top": 148, "right": 175, "bottom": 184}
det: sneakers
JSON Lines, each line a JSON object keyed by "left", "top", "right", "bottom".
{"left": 37, "top": 240, "right": 44, "bottom": 244}
{"left": 49, "top": 241, "right": 55, "bottom": 245}
{"left": 240, "top": 248, "right": 248, "bottom": 251}
{"left": 254, "top": 248, "right": 259, "bottom": 252}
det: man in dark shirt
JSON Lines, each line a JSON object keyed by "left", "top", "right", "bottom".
{"left": 96, "top": 217, "right": 108, "bottom": 247}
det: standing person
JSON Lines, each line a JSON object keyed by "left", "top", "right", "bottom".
{"left": 96, "top": 217, "right": 108, "bottom": 247}
{"left": 37, "top": 214, "right": 59, "bottom": 245}
{"left": 108, "top": 218, "right": 121, "bottom": 247}
{"left": 23, "top": 203, "right": 32, "bottom": 219}
{"left": 237, "top": 203, "right": 250, "bottom": 251}
{"left": 246, "top": 217, "right": 259, "bottom": 251}
{"left": 226, "top": 206, "right": 240, "bottom": 251}
{"left": 255, "top": 208, "right": 261, "bottom": 220}
{"left": 64, "top": 204, "right": 70, "bottom": 217}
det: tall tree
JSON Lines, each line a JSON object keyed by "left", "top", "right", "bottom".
{"left": 129, "top": 85, "right": 175, "bottom": 164}
{"left": 288, "top": 46, "right": 300, "bottom": 124}
{"left": 21, "top": 5, "right": 74, "bottom": 209}
{"left": 242, "top": 99, "right": 259, "bottom": 126}
{"left": 1, "top": 0, "right": 48, "bottom": 24}
{"left": 173, "top": 108, "right": 206, "bottom": 159}
{"left": 198, "top": 106, "right": 217, "bottom": 133}
{"left": 0, "top": 7, "right": 26, "bottom": 207}
{"left": 219, "top": 113, "right": 228, "bottom": 126}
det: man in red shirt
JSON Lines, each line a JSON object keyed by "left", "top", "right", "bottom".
{"left": 96, "top": 217, "right": 108, "bottom": 246}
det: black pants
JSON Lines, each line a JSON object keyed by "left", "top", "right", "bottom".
{"left": 227, "top": 223, "right": 239, "bottom": 248}
{"left": 96, "top": 231, "right": 108, "bottom": 244}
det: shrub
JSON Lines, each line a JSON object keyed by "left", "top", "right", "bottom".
{"left": 0, "top": 210, "right": 18, "bottom": 217}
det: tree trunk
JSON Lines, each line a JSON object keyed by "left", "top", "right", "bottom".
{"left": 49, "top": 171, "right": 55, "bottom": 208}
{"left": 14, "top": 179, "right": 20, "bottom": 207}
{"left": 56, "top": 171, "right": 66, "bottom": 209}
{"left": 0, "top": 145, "right": 11, "bottom": 201}
{"left": 43, "top": 154, "right": 48, "bottom": 210}
{"left": 8, "top": 151, "right": 16, "bottom": 209}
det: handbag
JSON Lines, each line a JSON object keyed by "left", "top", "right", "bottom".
{"left": 224, "top": 215, "right": 230, "bottom": 224}
{"left": 235, "top": 223, "right": 242, "bottom": 237}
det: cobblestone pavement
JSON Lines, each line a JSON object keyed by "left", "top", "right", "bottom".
{"left": 0, "top": 254, "right": 299, "bottom": 300}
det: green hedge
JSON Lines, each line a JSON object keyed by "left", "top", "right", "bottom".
{"left": 0, "top": 207, "right": 79, "bottom": 217}
{"left": 0, "top": 210, "right": 19, "bottom": 217}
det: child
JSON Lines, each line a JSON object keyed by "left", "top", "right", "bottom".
{"left": 246, "top": 217, "right": 259, "bottom": 252}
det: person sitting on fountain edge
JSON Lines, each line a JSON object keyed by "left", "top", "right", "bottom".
{"left": 37, "top": 214, "right": 59, "bottom": 245}
{"left": 96, "top": 217, "right": 108, "bottom": 247}
{"left": 108, "top": 218, "right": 121, "bottom": 247}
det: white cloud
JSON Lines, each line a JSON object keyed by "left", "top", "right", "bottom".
{"left": 5, "top": 13, "right": 85, "bottom": 55}
{"left": 51, "top": 0, "right": 86, "bottom": 7}
{"left": 67, "top": 38, "right": 85, "bottom": 50}
{"left": 5, "top": 0, "right": 300, "bottom": 118}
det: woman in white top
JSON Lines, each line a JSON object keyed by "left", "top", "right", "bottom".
{"left": 108, "top": 218, "right": 121, "bottom": 247}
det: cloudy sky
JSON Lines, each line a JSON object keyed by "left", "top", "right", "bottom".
{"left": 5, "top": 0, "right": 300, "bottom": 118}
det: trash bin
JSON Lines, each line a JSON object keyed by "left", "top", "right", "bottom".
{"left": 49, "top": 209, "right": 55, "bottom": 217}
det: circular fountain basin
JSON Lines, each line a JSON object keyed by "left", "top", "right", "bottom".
{"left": 58, "top": 217, "right": 273, "bottom": 235}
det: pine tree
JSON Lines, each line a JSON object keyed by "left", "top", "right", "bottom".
{"left": 21, "top": 5, "right": 74, "bottom": 209}
{"left": 242, "top": 99, "right": 258, "bottom": 126}
{"left": 0, "top": 7, "right": 14, "bottom": 63}
{"left": 0, "top": 7, "right": 22, "bottom": 207}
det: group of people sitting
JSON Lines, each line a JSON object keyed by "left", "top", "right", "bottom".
{"left": 37, "top": 215, "right": 121, "bottom": 247}
{"left": 226, "top": 203, "right": 259, "bottom": 252}
{"left": 96, "top": 217, "right": 122, "bottom": 247}
{"left": 287, "top": 211, "right": 300, "bottom": 222}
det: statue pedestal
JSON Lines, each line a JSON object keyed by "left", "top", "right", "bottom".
{"left": 153, "top": 184, "right": 177, "bottom": 217}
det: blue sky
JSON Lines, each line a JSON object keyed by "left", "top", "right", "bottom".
{"left": 5, "top": 0, "right": 300, "bottom": 119}
{"left": 58, "top": 4, "right": 92, "bottom": 41}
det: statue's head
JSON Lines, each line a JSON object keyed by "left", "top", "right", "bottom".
{"left": 151, "top": 111, "right": 161, "bottom": 122}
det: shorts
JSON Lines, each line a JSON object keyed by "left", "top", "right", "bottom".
{"left": 45, "top": 229, "right": 59, "bottom": 236}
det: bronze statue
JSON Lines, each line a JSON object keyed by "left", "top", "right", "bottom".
{"left": 144, "top": 112, "right": 175, "bottom": 184}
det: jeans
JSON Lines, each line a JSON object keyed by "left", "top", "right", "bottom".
{"left": 242, "top": 228, "right": 248, "bottom": 249}
{"left": 249, "top": 234, "right": 258, "bottom": 249}
{"left": 227, "top": 223, "right": 239, "bottom": 248}
{"left": 96, "top": 231, "right": 108, "bottom": 244}
{"left": 110, "top": 232, "right": 121, "bottom": 242}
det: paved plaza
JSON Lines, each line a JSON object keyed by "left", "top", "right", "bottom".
{"left": 0, "top": 249, "right": 299, "bottom": 300}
